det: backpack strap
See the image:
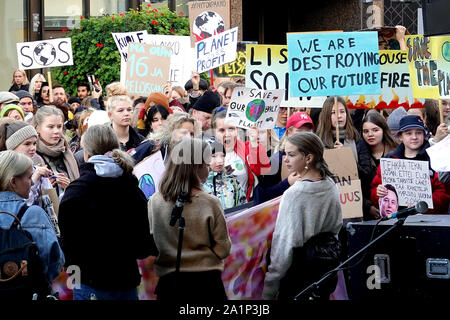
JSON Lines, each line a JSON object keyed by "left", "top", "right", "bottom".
{"left": 11, "top": 204, "right": 29, "bottom": 229}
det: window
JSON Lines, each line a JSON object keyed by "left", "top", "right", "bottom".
{"left": 44, "top": 0, "right": 83, "bottom": 28}
{"left": 90, "top": 0, "right": 128, "bottom": 17}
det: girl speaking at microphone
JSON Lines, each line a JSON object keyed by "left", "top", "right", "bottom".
{"left": 148, "top": 138, "right": 232, "bottom": 301}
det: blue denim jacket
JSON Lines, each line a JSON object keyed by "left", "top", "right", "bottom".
{"left": 0, "top": 191, "right": 65, "bottom": 281}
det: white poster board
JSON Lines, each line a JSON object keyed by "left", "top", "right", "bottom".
{"left": 225, "top": 87, "right": 284, "bottom": 129}
{"left": 426, "top": 135, "right": 450, "bottom": 172}
{"left": 17, "top": 38, "right": 73, "bottom": 70}
{"left": 112, "top": 31, "right": 149, "bottom": 84}
{"left": 145, "top": 34, "right": 193, "bottom": 87}
{"left": 195, "top": 27, "right": 238, "bottom": 73}
{"left": 133, "top": 151, "right": 165, "bottom": 200}
{"left": 380, "top": 158, "right": 433, "bottom": 209}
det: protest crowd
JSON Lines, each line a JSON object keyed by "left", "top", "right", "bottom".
{"left": 0, "top": 6, "right": 450, "bottom": 302}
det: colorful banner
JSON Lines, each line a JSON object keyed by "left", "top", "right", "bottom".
{"left": 380, "top": 158, "right": 434, "bottom": 209}
{"left": 246, "top": 44, "right": 327, "bottom": 108}
{"left": 430, "top": 36, "right": 450, "bottom": 99}
{"left": 287, "top": 31, "right": 380, "bottom": 97}
{"left": 225, "top": 87, "right": 285, "bottom": 130}
{"left": 405, "top": 35, "right": 440, "bottom": 99}
{"left": 125, "top": 43, "right": 172, "bottom": 96}
{"left": 145, "top": 34, "right": 193, "bottom": 87}
{"left": 17, "top": 38, "right": 73, "bottom": 70}
{"left": 346, "top": 50, "right": 424, "bottom": 109}
{"left": 213, "top": 41, "right": 255, "bottom": 78}
{"left": 195, "top": 27, "right": 238, "bottom": 73}
{"left": 133, "top": 151, "right": 165, "bottom": 201}
{"left": 188, "top": 0, "right": 230, "bottom": 46}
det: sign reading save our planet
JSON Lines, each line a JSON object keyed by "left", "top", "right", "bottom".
{"left": 225, "top": 87, "right": 285, "bottom": 130}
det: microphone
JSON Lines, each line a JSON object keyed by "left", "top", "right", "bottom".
{"left": 382, "top": 201, "right": 429, "bottom": 220}
{"left": 169, "top": 192, "right": 188, "bottom": 227}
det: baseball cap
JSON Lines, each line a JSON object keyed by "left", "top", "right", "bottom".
{"left": 286, "top": 112, "right": 314, "bottom": 130}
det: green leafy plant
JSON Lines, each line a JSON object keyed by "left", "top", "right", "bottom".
{"left": 53, "top": 4, "right": 190, "bottom": 95}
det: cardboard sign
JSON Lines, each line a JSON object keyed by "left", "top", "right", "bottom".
{"left": 195, "top": 27, "right": 238, "bottom": 73}
{"left": 323, "top": 147, "right": 359, "bottom": 183}
{"left": 337, "top": 179, "right": 363, "bottom": 219}
{"left": 429, "top": 36, "right": 450, "bottom": 99}
{"left": 426, "top": 135, "right": 450, "bottom": 172}
{"left": 405, "top": 35, "right": 440, "bottom": 99}
{"left": 225, "top": 87, "right": 284, "bottom": 129}
{"left": 145, "top": 34, "right": 193, "bottom": 87}
{"left": 287, "top": 31, "right": 380, "bottom": 97}
{"left": 125, "top": 43, "right": 171, "bottom": 96}
{"left": 213, "top": 41, "right": 255, "bottom": 78}
{"left": 380, "top": 158, "right": 433, "bottom": 209}
{"left": 347, "top": 50, "right": 424, "bottom": 109}
{"left": 17, "top": 38, "right": 73, "bottom": 70}
{"left": 188, "top": 0, "right": 230, "bottom": 46}
{"left": 246, "top": 44, "right": 327, "bottom": 108}
{"left": 133, "top": 151, "right": 165, "bottom": 201}
{"left": 112, "top": 31, "right": 149, "bottom": 84}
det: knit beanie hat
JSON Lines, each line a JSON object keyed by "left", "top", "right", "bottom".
{"left": 387, "top": 107, "right": 408, "bottom": 131}
{"left": 15, "top": 90, "right": 34, "bottom": 101}
{"left": 0, "top": 91, "right": 19, "bottom": 105}
{"left": 0, "top": 104, "right": 25, "bottom": 120}
{"left": 5, "top": 121, "right": 38, "bottom": 150}
{"left": 192, "top": 91, "right": 221, "bottom": 114}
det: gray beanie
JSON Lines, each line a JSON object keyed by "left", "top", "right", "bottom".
{"left": 0, "top": 91, "right": 19, "bottom": 105}
{"left": 15, "top": 90, "right": 33, "bottom": 101}
{"left": 5, "top": 122, "right": 38, "bottom": 151}
{"left": 387, "top": 107, "right": 408, "bottom": 131}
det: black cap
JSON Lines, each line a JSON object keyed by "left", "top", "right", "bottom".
{"left": 192, "top": 91, "right": 220, "bottom": 114}
{"left": 68, "top": 97, "right": 82, "bottom": 105}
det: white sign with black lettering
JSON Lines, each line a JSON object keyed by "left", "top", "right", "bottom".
{"left": 17, "top": 38, "right": 73, "bottom": 70}
{"left": 380, "top": 158, "right": 433, "bottom": 209}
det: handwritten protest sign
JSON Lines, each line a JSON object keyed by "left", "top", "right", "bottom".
{"left": 125, "top": 43, "right": 171, "bottom": 96}
{"left": 133, "top": 151, "right": 165, "bottom": 201}
{"left": 405, "top": 35, "right": 440, "bottom": 99}
{"left": 195, "top": 27, "right": 238, "bottom": 73}
{"left": 287, "top": 31, "right": 380, "bottom": 97}
{"left": 17, "top": 38, "right": 73, "bottom": 70}
{"left": 426, "top": 135, "right": 450, "bottom": 172}
{"left": 380, "top": 158, "right": 433, "bottom": 209}
{"left": 188, "top": 0, "right": 230, "bottom": 46}
{"left": 324, "top": 147, "right": 362, "bottom": 219}
{"left": 112, "top": 31, "right": 148, "bottom": 84}
{"left": 225, "top": 87, "right": 284, "bottom": 130}
{"left": 347, "top": 50, "right": 423, "bottom": 109}
{"left": 246, "top": 44, "right": 327, "bottom": 108}
{"left": 145, "top": 34, "right": 193, "bottom": 87}
{"left": 429, "top": 36, "right": 450, "bottom": 99}
{"left": 214, "top": 41, "right": 254, "bottom": 78}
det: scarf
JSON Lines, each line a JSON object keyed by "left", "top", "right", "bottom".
{"left": 37, "top": 138, "right": 80, "bottom": 181}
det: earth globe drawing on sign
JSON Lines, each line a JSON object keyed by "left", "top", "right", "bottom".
{"left": 443, "top": 41, "right": 450, "bottom": 62}
{"left": 193, "top": 11, "right": 225, "bottom": 41}
{"left": 139, "top": 174, "right": 156, "bottom": 200}
{"left": 246, "top": 99, "right": 265, "bottom": 122}
{"left": 33, "top": 42, "right": 57, "bottom": 66}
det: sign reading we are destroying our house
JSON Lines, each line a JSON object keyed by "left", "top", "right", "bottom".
{"left": 287, "top": 31, "right": 380, "bottom": 97}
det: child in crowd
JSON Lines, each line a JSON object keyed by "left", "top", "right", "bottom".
{"left": 203, "top": 140, "right": 247, "bottom": 210}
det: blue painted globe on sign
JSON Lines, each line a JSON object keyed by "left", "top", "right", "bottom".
{"left": 246, "top": 99, "right": 265, "bottom": 122}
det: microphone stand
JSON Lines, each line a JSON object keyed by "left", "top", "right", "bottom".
{"left": 294, "top": 217, "right": 407, "bottom": 301}
{"left": 169, "top": 192, "right": 189, "bottom": 298}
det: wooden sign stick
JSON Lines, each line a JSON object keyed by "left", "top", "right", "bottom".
{"left": 439, "top": 99, "right": 444, "bottom": 124}
{"left": 334, "top": 96, "right": 339, "bottom": 142}
{"left": 47, "top": 69, "right": 54, "bottom": 104}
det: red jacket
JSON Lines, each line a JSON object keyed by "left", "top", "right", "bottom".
{"left": 235, "top": 140, "right": 271, "bottom": 201}
{"left": 370, "top": 143, "right": 449, "bottom": 214}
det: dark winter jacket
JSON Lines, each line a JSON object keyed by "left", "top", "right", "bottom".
{"left": 58, "top": 162, "right": 156, "bottom": 290}
{"left": 356, "top": 139, "right": 379, "bottom": 220}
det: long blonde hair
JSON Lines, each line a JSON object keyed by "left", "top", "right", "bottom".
{"left": 11, "top": 70, "right": 29, "bottom": 86}
{"left": 159, "top": 138, "right": 211, "bottom": 203}
{"left": 29, "top": 73, "right": 46, "bottom": 95}
{"left": 0, "top": 150, "right": 33, "bottom": 191}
